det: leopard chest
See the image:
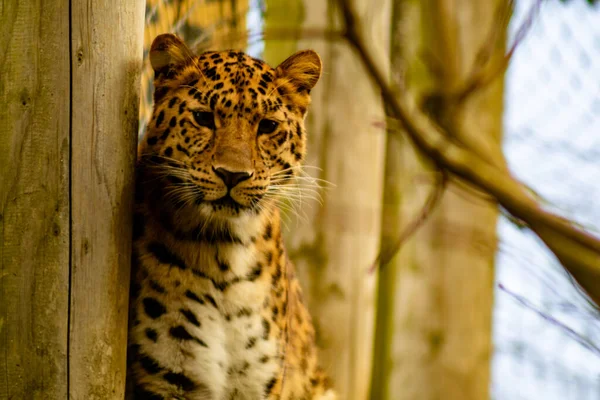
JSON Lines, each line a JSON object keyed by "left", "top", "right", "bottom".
{"left": 131, "top": 240, "right": 285, "bottom": 399}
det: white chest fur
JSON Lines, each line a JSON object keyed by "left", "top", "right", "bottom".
{"left": 133, "top": 237, "right": 281, "bottom": 400}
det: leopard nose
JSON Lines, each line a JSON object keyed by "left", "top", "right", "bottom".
{"left": 213, "top": 167, "right": 253, "bottom": 189}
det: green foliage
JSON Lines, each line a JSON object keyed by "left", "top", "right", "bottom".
{"left": 559, "top": 0, "right": 599, "bottom": 5}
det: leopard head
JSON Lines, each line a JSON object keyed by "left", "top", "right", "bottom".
{"left": 138, "top": 34, "right": 321, "bottom": 230}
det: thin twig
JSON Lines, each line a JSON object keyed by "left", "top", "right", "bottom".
{"left": 499, "top": 284, "right": 600, "bottom": 357}
{"left": 370, "top": 170, "right": 448, "bottom": 273}
{"left": 456, "top": 0, "right": 543, "bottom": 103}
{"left": 470, "top": 0, "right": 514, "bottom": 75}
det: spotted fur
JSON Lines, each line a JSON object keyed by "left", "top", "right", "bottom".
{"left": 127, "top": 33, "right": 335, "bottom": 400}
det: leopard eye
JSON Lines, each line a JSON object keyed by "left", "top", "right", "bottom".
{"left": 258, "top": 119, "right": 279, "bottom": 134}
{"left": 192, "top": 111, "right": 215, "bottom": 129}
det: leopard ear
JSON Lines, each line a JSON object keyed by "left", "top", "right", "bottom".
{"left": 275, "top": 50, "right": 322, "bottom": 91}
{"left": 150, "top": 33, "right": 195, "bottom": 75}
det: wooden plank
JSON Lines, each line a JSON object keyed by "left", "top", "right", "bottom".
{"left": 0, "top": 0, "right": 71, "bottom": 398}
{"left": 68, "top": 0, "right": 145, "bottom": 397}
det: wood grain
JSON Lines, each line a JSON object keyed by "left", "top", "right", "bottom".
{"left": 0, "top": 0, "right": 71, "bottom": 398}
{"left": 1, "top": 0, "right": 144, "bottom": 397}
{"left": 69, "top": 0, "right": 145, "bottom": 398}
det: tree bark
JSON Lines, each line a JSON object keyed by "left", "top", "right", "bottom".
{"left": 371, "top": 1, "right": 506, "bottom": 399}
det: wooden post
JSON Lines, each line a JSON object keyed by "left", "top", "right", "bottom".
{"left": 0, "top": 0, "right": 144, "bottom": 398}
{"left": 69, "top": 0, "right": 145, "bottom": 398}
{"left": 0, "top": 1, "right": 70, "bottom": 398}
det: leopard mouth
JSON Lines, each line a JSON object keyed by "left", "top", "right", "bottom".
{"left": 210, "top": 193, "right": 243, "bottom": 209}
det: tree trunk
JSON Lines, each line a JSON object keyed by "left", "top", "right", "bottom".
{"left": 371, "top": 1, "right": 507, "bottom": 399}
{"left": 264, "top": 1, "right": 390, "bottom": 398}
{"left": 0, "top": 0, "right": 144, "bottom": 398}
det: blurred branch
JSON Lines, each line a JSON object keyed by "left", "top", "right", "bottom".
{"left": 370, "top": 170, "right": 448, "bottom": 273}
{"left": 450, "top": 176, "right": 497, "bottom": 204}
{"left": 413, "top": 172, "right": 497, "bottom": 205}
{"left": 499, "top": 284, "right": 600, "bottom": 357}
{"left": 468, "top": 0, "right": 514, "bottom": 78}
{"left": 337, "top": 0, "right": 600, "bottom": 306}
{"left": 560, "top": 0, "right": 599, "bottom": 5}
{"left": 455, "top": 0, "right": 543, "bottom": 103}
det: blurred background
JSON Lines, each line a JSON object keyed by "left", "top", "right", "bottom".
{"left": 139, "top": 1, "right": 600, "bottom": 399}
{"left": 494, "top": 1, "right": 600, "bottom": 399}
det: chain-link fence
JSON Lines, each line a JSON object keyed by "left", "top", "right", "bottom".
{"left": 493, "top": 1, "right": 600, "bottom": 399}
{"left": 139, "top": 0, "right": 250, "bottom": 136}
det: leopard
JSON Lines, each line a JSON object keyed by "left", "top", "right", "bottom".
{"left": 126, "top": 33, "right": 336, "bottom": 400}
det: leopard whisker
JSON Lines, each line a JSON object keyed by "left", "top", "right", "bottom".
{"left": 267, "top": 191, "right": 321, "bottom": 203}
{"left": 267, "top": 185, "right": 323, "bottom": 196}
{"left": 263, "top": 190, "right": 313, "bottom": 219}
{"left": 266, "top": 187, "right": 323, "bottom": 204}
{"left": 265, "top": 196, "right": 307, "bottom": 226}
{"left": 269, "top": 176, "right": 334, "bottom": 188}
